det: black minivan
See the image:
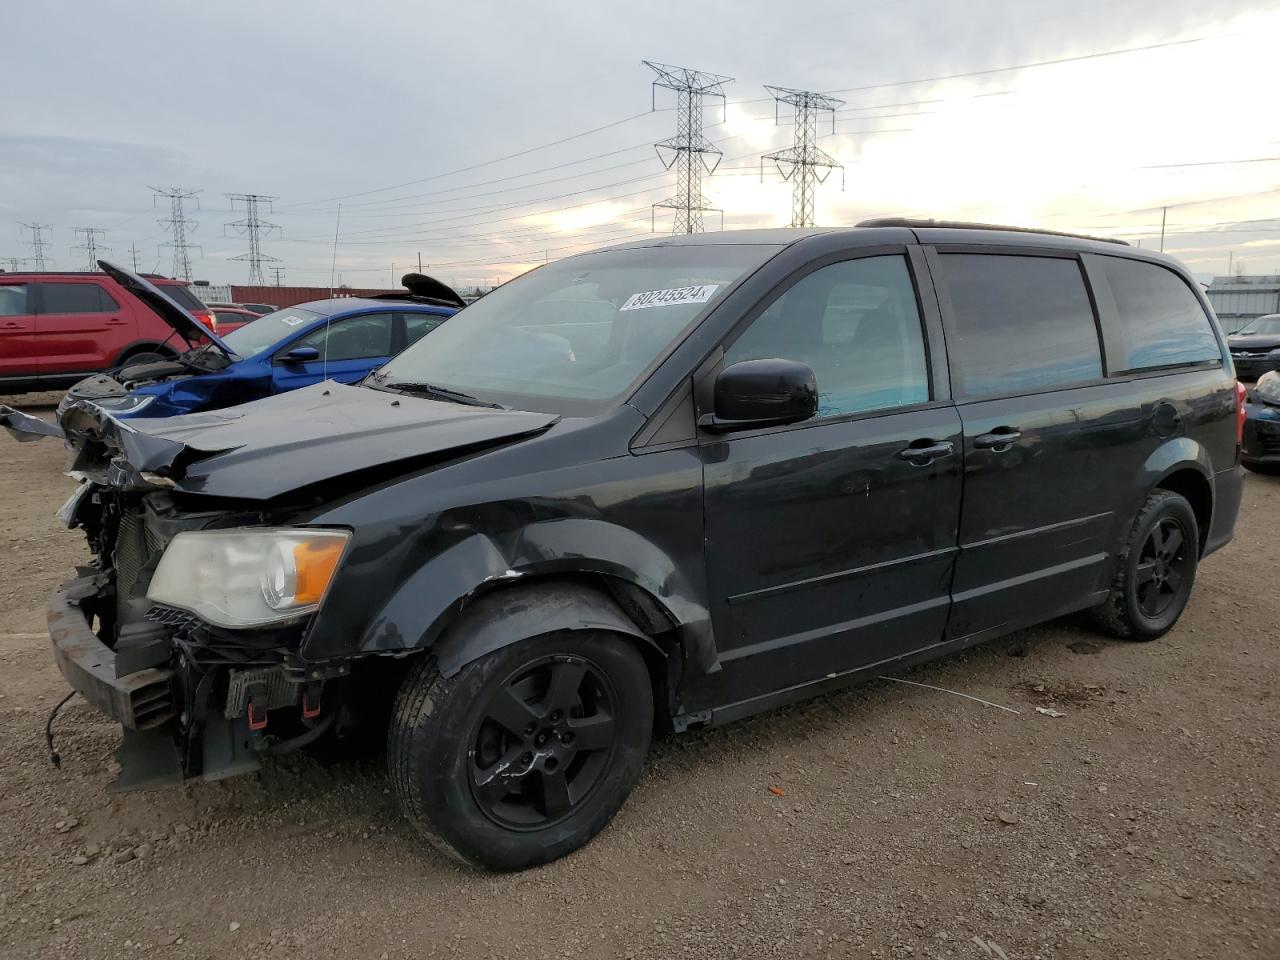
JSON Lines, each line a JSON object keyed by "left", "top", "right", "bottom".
{"left": 45, "top": 222, "right": 1245, "bottom": 870}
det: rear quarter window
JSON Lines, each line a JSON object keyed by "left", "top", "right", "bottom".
{"left": 938, "top": 253, "right": 1103, "bottom": 397}
{"left": 1097, "top": 257, "right": 1222, "bottom": 371}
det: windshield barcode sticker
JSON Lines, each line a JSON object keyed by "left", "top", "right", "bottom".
{"left": 619, "top": 284, "right": 720, "bottom": 311}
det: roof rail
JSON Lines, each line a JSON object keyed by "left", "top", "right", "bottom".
{"left": 856, "top": 217, "right": 1130, "bottom": 247}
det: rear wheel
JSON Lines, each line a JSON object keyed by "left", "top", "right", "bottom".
{"left": 389, "top": 631, "right": 652, "bottom": 871}
{"left": 1092, "top": 489, "right": 1199, "bottom": 640}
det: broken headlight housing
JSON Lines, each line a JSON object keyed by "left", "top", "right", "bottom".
{"left": 1255, "top": 370, "right": 1280, "bottom": 408}
{"left": 147, "top": 528, "right": 350, "bottom": 628}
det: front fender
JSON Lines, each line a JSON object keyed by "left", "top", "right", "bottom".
{"left": 427, "top": 580, "right": 653, "bottom": 678}
{"left": 304, "top": 516, "right": 713, "bottom": 672}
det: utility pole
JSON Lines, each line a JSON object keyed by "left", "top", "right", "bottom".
{"left": 761, "top": 86, "right": 845, "bottom": 228}
{"left": 1227, "top": 251, "right": 1233, "bottom": 277}
{"left": 643, "top": 59, "right": 732, "bottom": 234}
{"left": 417, "top": 251, "right": 422, "bottom": 273}
{"left": 272, "top": 266, "right": 285, "bottom": 287}
{"left": 1159, "top": 206, "right": 1167, "bottom": 253}
{"left": 151, "top": 186, "right": 202, "bottom": 281}
{"left": 20, "top": 222, "right": 52, "bottom": 270}
{"left": 71, "top": 227, "right": 109, "bottom": 272}
{"left": 130, "top": 242, "right": 142, "bottom": 272}
{"left": 225, "top": 193, "right": 280, "bottom": 285}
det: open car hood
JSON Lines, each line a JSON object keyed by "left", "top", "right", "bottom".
{"left": 98, "top": 259, "right": 236, "bottom": 360}
{"left": 60, "top": 381, "right": 559, "bottom": 501}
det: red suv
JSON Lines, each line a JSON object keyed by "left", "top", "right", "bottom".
{"left": 0, "top": 271, "right": 218, "bottom": 394}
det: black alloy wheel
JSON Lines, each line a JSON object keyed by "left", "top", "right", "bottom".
{"left": 1092, "top": 488, "right": 1200, "bottom": 640}
{"left": 469, "top": 655, "right": 618, "bottom": 830}
{"left": 1133, "top": 516, "right": 1193, "bottom": 620}
{"left": 389, "top": 628, "right": 652, "bottom": 871}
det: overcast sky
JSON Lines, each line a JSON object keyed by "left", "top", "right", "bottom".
{"left": 3, "top": 0, "right": 1278, "bottom": 289}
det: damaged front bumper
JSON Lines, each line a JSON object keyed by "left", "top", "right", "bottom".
{"left": 48, "top": 568, "right": 337, "bottom": 791}
{"left": 49, "top": 574, "right": 173, "bottom": 730}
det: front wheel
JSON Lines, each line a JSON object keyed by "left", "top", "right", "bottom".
{"left": 1092, "top": 489, "right": 1199, "bottom": 640}
{"left": 389, "top": 631, "right": 652, "bottom": 871}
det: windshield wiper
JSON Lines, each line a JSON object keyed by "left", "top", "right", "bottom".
{"left": 378, "top": 378, "right": 505, "bottom": 409}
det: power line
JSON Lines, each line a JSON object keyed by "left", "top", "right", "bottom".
{"left": 282, "top": 110, "right": 659, "bottom": 209}
{"left": 761, "top": 86, "right": 845, "bottom": 228}
{"left": 226, "top": 193, "right": 281, "bottom": 284}
{"left": 644, "top": 60, "right": 733, "bottom": 234}
{"left": 151, "top": 187, "right": 201, "bottom": 281}
{"left": 71, "top": 227, "right": 109, "bottom": 272}
{"left": 20, "top": 222, "right": 52, "bottom": 270}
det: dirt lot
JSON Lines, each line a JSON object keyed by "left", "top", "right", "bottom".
{"left": 0, "top": 392, "right": 1276, "bottom": 960}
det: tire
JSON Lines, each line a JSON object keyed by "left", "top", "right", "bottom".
{"left": 389, "top": 631, "right": 652, "bottom": 871}
{"left": 1092, "top": 489, "right": 1199, "bottom": 641}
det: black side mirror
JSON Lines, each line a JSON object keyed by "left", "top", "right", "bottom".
{"left": 280, "top": 346, "right": 320, "bottom": 364}
{"left": 701, "top": 358, "right": 818, "bottom": 432}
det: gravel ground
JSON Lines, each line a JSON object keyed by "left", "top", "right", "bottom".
{"left": 0, "top": 392, "right": 1276, "bottom": 960}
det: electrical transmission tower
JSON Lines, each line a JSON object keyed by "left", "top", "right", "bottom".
{"left": 2, "top": 257, "right": 24, "bottom": 272}
{"left": 72, "top": 227, "right": 109, "bottom": 272}
{"left": 761, "top": 86, "right": 845, "bottom": 227}
{"left": 20, "top": 222, "right": 52, "bottom": 270}
{"left": 225, "top": 193, "right": 281, "bottom": 284}
{"left": 643, "top": 60, "right": 732, "bottom": 234}
{"left": 151, "top": 186, "right": 202, "bottom": 281}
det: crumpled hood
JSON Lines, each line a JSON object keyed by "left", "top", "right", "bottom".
{"left": 63, "top": 381, "right": 559, "bottom": 501}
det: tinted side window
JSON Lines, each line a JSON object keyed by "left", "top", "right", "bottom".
{"left": 725, "top": 255, "right": 929, "bottom": 418}
{"left": 0, "top": 284, "right": 28, "bottom": 316}
{"left": 295, "top": 313, "right": 394, "bottom": 361}
{"left": 404, "top": 312, "right": 447, "bottom": 347}
{"left": 939, "top": 254, "right": 1102, "bottom": 397}
{"left": 1098, "top": 257, "right": 1220, "bottom": 370}
{"left": 39, "top": 282, "right": 116, "bottom": 314}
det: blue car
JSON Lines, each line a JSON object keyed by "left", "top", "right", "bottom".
{"left": 56, "top": 261, "right": 462, "bottom": 420}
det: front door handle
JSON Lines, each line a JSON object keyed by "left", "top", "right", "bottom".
{"left": 105, "top": 317, "right": 127, "bottom": 325}
{"left": 897, "top": 439, "right": 955, "bottom": 465}
{"left": 973, "top": 427, "right": 1022, "bottom": 450}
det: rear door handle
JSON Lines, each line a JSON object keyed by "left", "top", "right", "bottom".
{"left": 973, "top": 427, "right": 1022, "bottom": 450}
{"left": 105, "top": 317, "right": 127, "bottom": 325}
{"left": 897, "top": 439, "right": 955, "bottom": 465}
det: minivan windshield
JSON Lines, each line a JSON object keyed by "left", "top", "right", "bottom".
{"left": 222, "top": 307, "right": 322, "bottom": 357}
{"left": 1235, "top": 315, "right": 1280, "bottom": 336}
{"left": 373, "top": 244, "right": 780, "bottom": 413}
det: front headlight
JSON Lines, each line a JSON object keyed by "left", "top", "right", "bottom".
{"left": 147, "top": 528, "right": 350, "bottom": 628}
{"left": 1256, "top": 371, "right": 1280, "bottom": 408}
